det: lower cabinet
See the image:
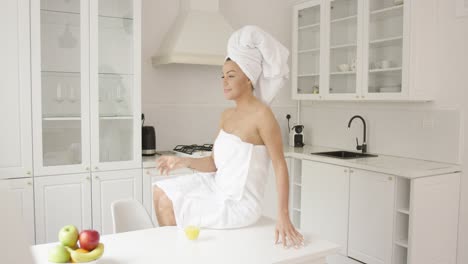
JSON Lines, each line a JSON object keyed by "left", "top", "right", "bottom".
{"left": 92, "top": 169, "right": 143, "bottom": 235}
{"left": 301, "top": 161, "right": 350, "bottom": 256}
{"left": 34, "top": 173, "right": 92, "bottom": 244}
{"left": 0, "top": 178, "right": 35, "bottom": 244}
{"left": 34, "top": 169, "right": 143, "bottom": 243}
{"left": 348, "top": 169, "right": 395, "bottom": 264}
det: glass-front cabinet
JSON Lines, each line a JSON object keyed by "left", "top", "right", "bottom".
{"left": 292, "top": 0, "right": 413, "bottom": 101}
{"left": 31, "top": 0, "right": 141, "bottom": 176}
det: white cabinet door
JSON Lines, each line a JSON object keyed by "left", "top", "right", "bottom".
{"left": 0, "top": 178, "right": 35, "bottom": 244}
{"left": 92, "top": 169, "right": 142, "bottom": 235}
{"left": 300, "top": 160, "right": 350, "bottom": 256}
{"left": 348, "top": 169, "right": 395, "bottom": 264}
{"left": 31, "top": 0, "right": 91, "bottom": 176}
{"left": 0, "top": 0, "right": 32, "bottom": 180}
{"left": 142, "top": 167, "right": 193, "bottom": 226}
{"left": 89, "top": 0, "right": 142, "bottom": 171}
{"left": 34, "top": 173, "right": 92, "bottom": 244}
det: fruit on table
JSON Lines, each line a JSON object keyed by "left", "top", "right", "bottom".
{"left": 79, "top": 230, "right": 100, "bottom": 251}
{"left": 67, "top": 243, "right": 104, "bottom": 263}
{"left": 58, "top": 225, "right": 79, "bottom": 248}
{"left": 70, "top": 249, "right": 88, "bottom": 263}
{"left": 184, "top": 225, "right": 200, "bottom": 240}
{"left": 48, "top": 244, "right": 71, "bottom": 263}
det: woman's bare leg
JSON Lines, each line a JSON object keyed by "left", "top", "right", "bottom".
{"left": 152, "top": 186, "right": 176, "bottom": 226}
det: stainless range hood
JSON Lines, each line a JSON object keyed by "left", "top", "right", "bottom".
{"left": 152, "top": 0, "right": 234, "bottom": 67}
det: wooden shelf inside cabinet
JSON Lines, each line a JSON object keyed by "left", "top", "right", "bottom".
{"left": 98, "top": 15, "right": 133, "bottom": 21}
{"left": 298, "top": 73, "right": 320, "bottom": 77}
{"left": 395, "top": 239, "right": 408, "bottom": 248}
{"left": 99, "top": 116, "right": 133, "bottom": 120}
{"left": 369, "top": 67, "right": 402, "bottom": 73}
{"left": 330, "top": 43, "right": 357, "bottom": 50}
{"left": 369, "top": 36, "right": 403, "bottom": 48}
{"left": 397, "top": 208, "right": 410, "bottom": 215}
{"left": 331, "top": 15, "right": 357, "bottom": 24}
{"left": 330, "top": 71, "right": 356, "bottom": 75}
{"left": 298, "top": 48, "right": 320, "bottom": 54}
{"left": 40, "top": 9, "right": 80, "bottom": 15}
{"left": 298, "top": 23, "right": 320, "bottom": 30}
{"left": 370, "top": 5, "right": 403, "bottom": 18}
{"left": 42, "top": 116, "right": 81, "bottom": 121}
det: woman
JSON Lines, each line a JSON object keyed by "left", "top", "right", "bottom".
{"left": 153, "top": 26, "right": 303, "bottom": 248}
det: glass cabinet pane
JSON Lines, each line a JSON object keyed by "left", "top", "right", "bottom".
{"left": 40, "top": 0, "right": 82, "bottom": 166}
{"left": 297, "top": 5, "right": 321, "bottom": 95}
{"left": 367, "top": 0, "right": 404, "bottom": 94}
{"left": 98, "top": 0, "right": 134, "bottom": 163}
{"left": 329, "top": 0, "right": 358, "bottom": 94}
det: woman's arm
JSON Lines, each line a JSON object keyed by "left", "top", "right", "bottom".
{"left": 257, "top": 107, "right": 304, "bottom": 248}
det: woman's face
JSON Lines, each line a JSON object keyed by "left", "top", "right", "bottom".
{"left": 222, "top": 60, "right": 252, "bottom": 100}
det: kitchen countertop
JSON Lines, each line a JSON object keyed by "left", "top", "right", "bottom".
{"left": 142, "top": 145, "right": 461, "bottom": 179}
{"left": 284, "top": 145, "right": 461, "bottom": 179}
{"left": 31, "top": 217, "right": 339, "bottom": 264}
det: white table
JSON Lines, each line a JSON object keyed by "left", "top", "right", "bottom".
{"left": 31, "top": 217, "right": 339, "bottom": 264}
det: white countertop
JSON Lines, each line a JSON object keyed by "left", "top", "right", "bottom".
{"left": 31, "top": 217, "right": 339, "bottom": 264}
{"left": 284, "top": 145, "right": 461, "bottom": 179}
{"left": 142, "top": 145, "right": 461, "bottom": 179}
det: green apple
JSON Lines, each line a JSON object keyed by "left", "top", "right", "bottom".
{"left": 58, "top": 225, "right": 79, "bottom": 247}
{"left": 48, "top": 244, "right": 71, "bottom": 263}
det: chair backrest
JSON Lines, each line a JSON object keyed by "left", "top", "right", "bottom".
{"left": 111, "top": 199, "right": 154, "bottom": 233}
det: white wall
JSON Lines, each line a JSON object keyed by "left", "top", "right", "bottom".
{"left": 142, "top": 0, "right": 468, "bottom": 263}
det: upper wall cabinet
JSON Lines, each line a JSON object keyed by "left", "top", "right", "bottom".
{"left": 292, "top": 0, "right": 436, "bottom": 101}
{"left": 31, "top": 0, "right": 141, "bottom": 176}
{"left": 0, "top": 0, "right": 33, "bottom": 179}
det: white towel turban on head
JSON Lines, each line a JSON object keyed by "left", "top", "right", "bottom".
{"left": 226, "top": 25, "right": 290, "bottom": 105}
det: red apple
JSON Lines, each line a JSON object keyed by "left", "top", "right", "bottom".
{"left": 78, "top": 230, "right": 100, "bottom": 251}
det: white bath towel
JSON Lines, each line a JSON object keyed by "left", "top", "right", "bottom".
{"left": 154, "top": 129, "right": 270, "bottom": 229}
{"left": 226, "top": 25, "right": 290, "bottom": 105}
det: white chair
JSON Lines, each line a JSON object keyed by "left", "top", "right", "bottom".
{"left": 111, "top": 199, "right": 154, "bottom": 233}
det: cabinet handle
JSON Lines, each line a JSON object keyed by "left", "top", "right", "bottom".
{"left": 85, "top": 167, "right": 90, "bottom": 171}
{"left": 94, "top": 166, "right": 99, "bottom": 170}
{"left": 27, "top": 182, "right": 32, "bottom": 186}
{"left": 86, "top": 177, "right": 90, "bottom": 181}
{"left": 388, "top": 177, "right": 393, "bottom": 181}
{"left": 349, "top": 169, "right": 354, "bottom": 173}
{"left": 361, "top": 95, "right": 365, "bottom": 99}
{"left": 26, "top": 171, "right": 31, "bottom": 175}
{"left": 344, "top": 169, "right": 348, "bottom": 173}
{"left": 95, "top": 176, "right": 100, "bottom": 180}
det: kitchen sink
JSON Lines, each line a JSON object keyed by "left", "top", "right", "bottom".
{"left": 311, "top": 150, "right": 378, "bottom": 159}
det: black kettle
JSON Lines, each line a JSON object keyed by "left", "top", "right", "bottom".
{"left": 142, "top": 114, "right": 156, "bottom": 156}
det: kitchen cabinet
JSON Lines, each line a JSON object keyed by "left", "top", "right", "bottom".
{"left": 34, "top": 173, "right": 92, "bottom": 244}
{"left": 31, "top": 0, "right": 142, "bottom": 176}
{"left": 301, "top": 161, "right": 350, "bottom": 256}
{"left": 348, "top": 168, "right": 395, "bottom": 264}
{"left": 142, "top": 167, "right": 194, "bottom": 226}
{"left": 0, "top": 178, "right": 36, "bottom": 244}
{"left": 292, "top": 0, "right": 435, "bottom": 101}
{"left": 92, "top": 169, "right": 143, "bottom": 235}
{"left": 0, "top": 0, "right": 33, "bottom": 180}
{"left": 298, "top": 158, "right": 460, "bottom": 264}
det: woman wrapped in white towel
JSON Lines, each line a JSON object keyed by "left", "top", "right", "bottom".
{"left": 153, "top": 25, "right": 304, "bottom": 248}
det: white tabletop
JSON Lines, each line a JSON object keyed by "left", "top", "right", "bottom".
{"left": 31, "top": 217, "right": 339, "bottom": 264}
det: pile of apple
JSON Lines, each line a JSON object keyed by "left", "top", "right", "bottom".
{"left": 48, "top": 225, "right": 104, "bottom": 263}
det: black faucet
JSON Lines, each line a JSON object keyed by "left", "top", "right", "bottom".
{"left": 348, "top": 115, "right": 367, "bottom": 153}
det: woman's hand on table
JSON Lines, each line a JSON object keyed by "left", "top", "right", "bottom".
{"left": 275, "top": 214, "right": 304, "bottom": 249}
